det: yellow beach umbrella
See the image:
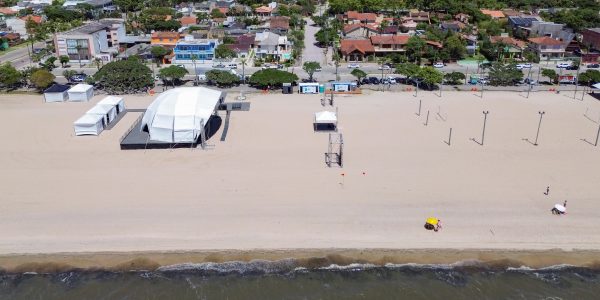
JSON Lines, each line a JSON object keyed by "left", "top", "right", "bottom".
{"left": 426, "top": 217, "right": 438, "bottom": 225}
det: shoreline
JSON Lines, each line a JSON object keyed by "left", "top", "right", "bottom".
{"left": 2, "top": 248, "right": 600, "bottom": 273}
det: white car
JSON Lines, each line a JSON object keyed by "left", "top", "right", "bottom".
{"left": 557, "top": 62, "right": 572, "bottom": 68}
{"left": 378, "top": 65, "right": 391, "bottom": 70}
{"left": 433, "top": 62, "right": 445, "bottom": 68}
{"left": 347, "top": 63, "right": 360, "bottom": 69}
{"left": 516, "top": 63, "right": 532, "bottom": 69}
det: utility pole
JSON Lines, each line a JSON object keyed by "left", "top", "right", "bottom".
{"left": 594, "top": 123, "right": 600, "bottom": 146}
{"left": 439, "top": 71, "right": 444, "bottom": 97}
{"left": 534, "top": 111, "right": 545, "bottom": 146}
{"left": 414, "top": 80, "right": 419, "bottom": 97}
{"left": 241, "top": 58, "right": 246, "bottom": 84}
{"left": 481, "top": 111, "right": 489, "bottom": 145}
{"left": 573, "top": 57, "right": 582, "bottom": 99}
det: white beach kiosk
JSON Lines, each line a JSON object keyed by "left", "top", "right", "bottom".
{"left": 43, "top": 84, "right": 70, "bottom": 102}
{"left": 141, "top": 87, "right": 222, "bottom": 144}
{"left": 73, "top": 113, "right": 105, "bottom": 136}
{"left": 314, "top": 110, "right": 338, "bottom": 131}
{"left": 67, "top": 83, "right": 94, "bottom": 102}
{"left": 97, "top": 96, "right": 126, "bottom": 115}
{"left": 86, "top": 103, "right": 116, "bottom": 127}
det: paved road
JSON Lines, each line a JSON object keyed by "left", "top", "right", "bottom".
{"left": 302, "top": 18, "right": 326, "bottom": 65}
{"left": 0, "top": 41, "right": 46, "bottom": 69}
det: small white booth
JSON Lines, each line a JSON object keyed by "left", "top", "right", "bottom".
{"left": 299, "top": 82, "right": 320, "bottom": 94}
{"left": 73, "top": 114, "right": 105, "bottom": 136}
{"left": 43, "top": 84, "right": 70, "bottom": 102}
{"left": 314, "top": 110, "right": 338, "bottom": 131}
{"left": 87, "top": 104, "right": 116, "bottom": 126}
{"left": 68, "top": 84, "right": 94, "bottom": 102}
{"left": 97, "top": 96, "right": 126, "bottom": 115}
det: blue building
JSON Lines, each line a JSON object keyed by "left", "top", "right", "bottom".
{"left": 173, "top": 37, "right": 219, "bottom": 62}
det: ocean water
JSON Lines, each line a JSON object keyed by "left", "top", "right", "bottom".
{"left": 1, "top": 260, "right": 599, "bottom": 299}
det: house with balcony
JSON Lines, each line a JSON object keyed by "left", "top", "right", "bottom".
{"left": 344, "top": 11, "right": 377, "bottom": 24}
{"left": 340, "top": 39, "right": 374, "bottom": 61}
{"left": 582, "top": 28, "right": 600, "bottom": 51}
{"left": 54, "top": 20, "right": 123, "bottom": 64}
{"left": 342, "top": 23, "right": 379, "bottom": 38}
{"left": 528, "top": 36, "right": 566, "bottom": 59}
{"left": 490, "top": 35, "right": 526, "bottom": 59}
{"left": 150, "top": 31, "right": 181, "bottom": 47}
{"left": 369, "top": 35, "right": 409, "bottom": 56}
{"left": 269, "top": 16, "right": 289, "bottom": 35}
{"left": 172, "top": 36, "right": 218, "bottom": 63}
{"left": 254, "top": 31, "right": 291, "bottom": 61}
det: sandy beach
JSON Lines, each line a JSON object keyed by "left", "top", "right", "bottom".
{"left": 1, "top": 88, "right": 600, "bottom": 269}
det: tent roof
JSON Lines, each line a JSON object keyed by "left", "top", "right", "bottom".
{"left": 74, "top": 113, "right": 104, "bottom": 125}
{"left": 68, "top": 83, "right": 94, "bottom": 93}
{"left": 315, "top": 111, "right": 337, "bottom": 123}
{"left": 87, "top": 104, "right": 114, "bottom": 115}
{"left": 592, "top": 83, "right": 600, "bottom": 89}
{"left": 97, "top": 95, "right": 124, "bottom": 106}
{"left": 44, "top": 84, "right": 70, "bottom": 93}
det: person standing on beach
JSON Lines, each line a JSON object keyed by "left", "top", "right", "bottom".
{"left": 544, "top": 186, "right": 550, "bottom": 195}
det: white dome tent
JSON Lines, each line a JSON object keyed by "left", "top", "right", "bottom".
{"left": 141, "top": 87, "right": 223, "bottom": 143}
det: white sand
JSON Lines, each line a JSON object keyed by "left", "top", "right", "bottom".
{"left": 1, "top": 89, "right": 600, "bottom": 254}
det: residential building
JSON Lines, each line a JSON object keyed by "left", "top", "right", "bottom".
{"left": 461, "top": 34, "right": 478, "bottom": 55}
{"left": 63, "top": 0, "right": 115, "bottom": 11}
{"left": 369, "top": 35, "right": 410, "bottom": 56}
{"left": 528, "top": 36, "right": 566, "bottom": 59}
{"left": 98, "top": 18, "right": 125, "bottom": 47}
{"left": 440, "top": 21, "right": 463, "bottom": 33}
{"left": 480, "top": 9, "right": 505, "bottom": 20}
{"left": 582, "top": 28, "right": 600, "bottom": 51}
{"left": 342, "top": 23, "right": 378, "bottom": 38}
{"left": 381, "top": 25, "right": 398, "bottom": 35}
{"left": 54, "top": 21, "right": 118, "bottom": 63}
{"left": 345, "top": 11, "right": 377, "bottom": 24}
{"left": 151, "top": 31, "right": 181, "bottom": 47}
{"left": 490, "top": 35, "right": 526, "bottom": 59}
{"left": 254, "top": 31, "right": 291, "bottom": 61}
{"left": 408, "top": 10, "right": 430, "bottom": 23}
{"left": 180, "top": 16, "right": 197, "bottom": 27}
{"left": 173, "top": 35, "right": 218, "bottom": 62}
{"left": 269, "top": 16, "right": 289, "bottom": 34}
{"left": 529, "top": 21, "right": 565, "bottom": 38}
{"left": 454, "top": 13, "right": 470, "bottom": 24}
{"left": 255, "top": 2, "right": 276, "bottom": 18}
{"left": 340, "top": 39, "right": 374, "bottom": 61}
{"left": 226, "top": 33, "right": 254, "bottom": 58}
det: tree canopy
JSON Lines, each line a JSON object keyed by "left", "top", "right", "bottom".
{"left": 0, "top": 63, "right": 22, "bottom": 90}
{"left": 150, "top": 46, "right": 168, "bottom": 66}
{"left": 444, "top": 71, "right": 466, "bottom": 85}
{"left": 249, "top": 69, "right": 299, "bottom": 89}
{"left": 350, "top": 69, "right": 367, "bottom": 82}
{"left": 93, "top": 58, "right": 154, "bottom": 94}
{"left": 302, "top": 61, "right": 321, "bottom": 82}
{"left": 206, "top": 69, "right": 240, "bottom": 87}
{"left": 488, "top": 62, "right": 523, "bottom": 86}
{"left": 405, "top": 36, "right": 426, "bottom": 64}
{"left": 215, "top": 44, "right": 237, "bottom": 59}
{"left": 159, "top": 65, "right": 188, "bottom": 87}
{"left": 394, "top": 63, "right": 421, "bottom": 78}
{"left": 542, "top": 68, "right": 558, "bottom": 84}
{"left": 417, "top": 66, "right": 443, "bottom": 88}
{"left": 30, "top": 69, "right": 55, "bottom": 90}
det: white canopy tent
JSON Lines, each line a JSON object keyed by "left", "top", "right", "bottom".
{"left": 87, "top": 104, "right": 116, "bottom": 126}
{"left": 141, "top": 87, "right": 222, "bottom": 143}
{"left": 314, "top": 110, "right": 338, "bottom": 131}
{"left": 43, "top": 84, "right": 70, "bottom": 102}
{"left": 592, "top": 83, "right": 600, "bottom": 90}
{"left": 97, "top": 96, "right": 126, "bottom": 114}
{"left": 67, "top": 84, "right": 94, "bottom": 102}
{"left": 73, "top": 113, "right": 105, "bottom": 136}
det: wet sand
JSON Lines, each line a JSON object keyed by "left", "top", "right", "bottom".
{"left": 1, "top": 89, "right": 600, "bottom": 268}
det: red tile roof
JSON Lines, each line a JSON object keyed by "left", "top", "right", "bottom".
{"left": 528, "top": 36, "right": 563, "bottom": 46}
{"left": 346, "top": 11, "right": 377, "bottom": 22}
{"left": 218, "top": 7, "right": 229, "bottom": 15}
{"left": 180, "top": 16, "right": 197, "bottom": 26}
{"left": 151, "top": 31, "right": 181, "bottom": 39}
{"left": 270, "top": 16, "right": 289, "bottom": 30}
{"left": 0, "top": 7, "right": 17, "bottom": 15}
{"left": 340, "top": 39, "right": 375, "bottom": 55}
{"left": 255, "top": 6, "right": 273, "bottom": 13}
{"left": 370, "top": 35, "right": 410, "bottom": 45}
{"left": 20, "top": 15, "right": 43, "bottom": 24}
{"left": 343, "top": 23, "right": 378, "bottom": 34}
{"left": 481, "top": 9, "right": 505, "bottom": 19}
{"left": 490, "top": 36, "right": 527, "bottom": 49}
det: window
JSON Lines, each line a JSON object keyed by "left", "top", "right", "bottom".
{"left": 66, "top": 39, "right": 89, "bottom": 61}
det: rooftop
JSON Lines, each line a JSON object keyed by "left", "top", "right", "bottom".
{"left": 370, "top": 35, "right": 410, "bottom": 45}
{"left": 61, "top": 22, "right": 109, "bottom": 35}
{"left": 481, "top": 9, "right": 505, "bottom": 19}
{"left": 340, "top": 39, "right": 375, "bottom": 55}
{"left": 528, "top": 36, "right": 564, "bottom": 46}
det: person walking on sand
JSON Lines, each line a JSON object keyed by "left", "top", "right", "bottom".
{"left": 544, "top": 186, "right": 550, "bottom": 195}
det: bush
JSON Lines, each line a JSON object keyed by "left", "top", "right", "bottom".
{"left": 93, "top": 58, "right": 153, "bottom": 94}
{"left": 249, "top": 69, "right": 299, "bottom": 89}
{"left": 30, "top": 69, "right": 55, "bottom": 90}
{"left": 206, "top": 69, "right": 240, "bottom": 87}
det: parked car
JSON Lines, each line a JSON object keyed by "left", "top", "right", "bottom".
{"left": 347, "top": 63, "right": 360, "bottom": 69}
{"left": 519, "top": 78, "right": 538, "bottom": 85}
{"left": 69, "top": 73, "right": 87, "bottom": 83}
{"left": 479, "top": 78, "right": 489, "bottom": 85}
{"left": 587, "top": 63, "right": 600, "bottom": 68}
{"left": 261, "top": 63, "right": 276, "bottom": 70}
{"left": 227, "top": 64, "right": 237, "bottom": 69}
{"left": 315, "top": 67, "right": 322, "bottom": 72}
{"left": 378, "top": 65, "right": 391, "bottom": 70}
{"left": 556, "top": 62, "right": 572, "bottom": 68}
{"left": 516, "top": 63, "right": 532, "bottom": 69}
{"left": 433, "top": 62, "right": 445, "bottom": 68}
{"left": 368, "top": 77, "right": 380, "bottom": 84}
{"left": 361, "top": 78, "right": 370, "bottom": 85}
{"left": 566, "top": 65, "right": 579, "bottom": 70}
{"left": 213, "top": 63, "right": 226, "bottom": 69}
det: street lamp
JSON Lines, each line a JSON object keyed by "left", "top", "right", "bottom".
{"left": 477, "top": 110, "right": 490, "bottom": 145}
{"left": 533, "top": 111, "right": 545, "bottom": 146}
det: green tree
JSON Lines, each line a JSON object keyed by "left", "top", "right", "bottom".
{"left": 150, "top": 46, "right": 168, "bottom": 66}
{"left": 394, "top": 63, "right": 421, "bottom": 78}
{"left": 93, "top": 58, "right": 154, "bottom": 94}
{"left": 114, "top": 0, "right": 140, "bottom": 12}
{"left": 302, "top": 61, "right": 321, "bottom": 82}
{"left": 444, "top": 35, "right": 466, "bottom": 61}
{"left": 206, "top": 69, "right": 240, "bottom": 87}
{"left": 30, "top": 69, "right": 55, "bottom": 90}
{"left": 211, "top": 8, "right": 225, "bottom": 18}
{"left": 578, "top": 70, "right": 600, "bottom": 85}
{"left": 406, "top": 36, "right": 426, "bottom": 64}
{"left": 444, "top": 71, "right": 466, "bottom": 85}
{"left": 542, "top": 68, "right": 558, "bottom": 84}
{"left": 59, "top": 55, "right": 70, "bottom": 67}
{"left": 0, "top": 63, "right": 22, "bottom": 90}
{"left": 249, "top": 69, "right": 299, "bottom": 89}
{"left": 315, "top": 27, "right": 337, "bottom": 47}
{"left": 488, "top": 62, "right": 523, "bottom": 86}
{"left": 417, "top": 66, "right": 443, "bottom": 88}
{"left": 215, "top": 44, "right": 237, "bottom": 59}
{"left": 159, "top": 65, "right": 188, "bottom": 88}
{"left": 43, "top": 56, "right": 57, "bottom": 70}
{"left": 63, "top": 69, "right": 77, "bottom": 82}
{"left": 351, "top": 68, "right": 367, "bottom": 83}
